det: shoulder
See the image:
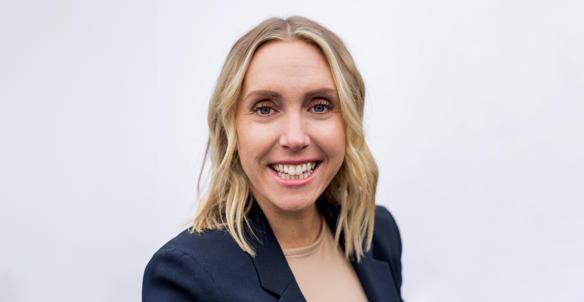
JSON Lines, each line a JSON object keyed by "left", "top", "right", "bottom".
{"left": 373, "top": 205, "right": 402, "bottom": 251}
{"left": 158, "top": 228, "right": 243, "bottom": 259}
{"left": 368, "top": 205, "right": 403, "bottom": 296}
{"left": 148, "top": 228, "right": 247, "bottom": 270}
{"left": 371, "top": 205, "right": 403, "bottom": 271}
{"left": 142, "top": 229, "right": 250, "bottom": 302}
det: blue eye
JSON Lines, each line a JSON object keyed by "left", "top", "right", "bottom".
{"left": 311, "top": 103, "right": 329, "bottom": 113}
{"left": 313, "top": 104, "right": 325, "bottom": 112}
{"left": 256, "top": 106, "right": 273, "bottom": 115}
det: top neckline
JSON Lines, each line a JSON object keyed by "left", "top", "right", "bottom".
{"left": 282, "top": 215, "right": 327, "bottom": 258}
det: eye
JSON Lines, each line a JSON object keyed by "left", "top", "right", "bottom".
{"left": 253, "top": 102, "right": 277, "bottom": 116}
{"left": 258, "top": 106, "right": 273, "bottom": 115}
{"left": 312, "top": 104, "right": 327, "bottom": 113}
{"left": 310, "top": 100, "right": 331, "bottom": 113}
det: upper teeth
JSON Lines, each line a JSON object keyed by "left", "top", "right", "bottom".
{"left": 271, "top": 162, "right": 316, "bottom": 175}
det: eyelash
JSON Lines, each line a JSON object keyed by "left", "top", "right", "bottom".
{"left": 310, "top": 100, "right": 331, "bottom": 113}
{"left": 252, "top": 102, "right": 277, "bottom": 116}
{"left": 252, "top": 99, "right": 332, "bottom": 116}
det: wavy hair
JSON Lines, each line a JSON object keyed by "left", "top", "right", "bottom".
{"left": 190, "top": 16, "right": 378, "bottom": 261}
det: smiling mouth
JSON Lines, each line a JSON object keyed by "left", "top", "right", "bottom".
{"left": 269, "top": 162, "right": 320, "bottom": 180}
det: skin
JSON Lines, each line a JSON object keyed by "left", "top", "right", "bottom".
{"left": 235, "top": 40, "right": 346, "bottom": 249}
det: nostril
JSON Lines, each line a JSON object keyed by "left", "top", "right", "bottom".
{"left": 279, "top": 133, "right": 310, "bottom": 149}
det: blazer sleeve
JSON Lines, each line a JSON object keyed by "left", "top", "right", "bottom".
{"left": 142, "top": 246, "right": 224, "bottom": 302}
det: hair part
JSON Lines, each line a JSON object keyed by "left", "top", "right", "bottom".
{"left": 190, "top": 16, "right": 378, "bottom": 262}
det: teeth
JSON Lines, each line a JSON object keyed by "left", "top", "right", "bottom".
{"left": 271, "top": 162, "right": 317, "bottom": 179}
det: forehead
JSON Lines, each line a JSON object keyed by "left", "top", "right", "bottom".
{"left": 242, "top": 40, "right": 336, "bottom": 93}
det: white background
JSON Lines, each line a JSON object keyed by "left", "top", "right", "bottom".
{"left": 1, "top": 0, "right": 583, "bottom": 301}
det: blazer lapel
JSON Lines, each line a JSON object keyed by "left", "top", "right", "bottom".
{"left": 319, "top": 197, "right": 401, "bottom": 302}
{"left": 246, "top": 202, "right": 306, "bottom": 302}
{"left": 351, "top": 254, "right": 401, "bottom": 302}
{"left": 247, "top": 196, "right": 400, "bottom": 302}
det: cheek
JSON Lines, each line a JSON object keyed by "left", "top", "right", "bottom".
{"left": 314, "top": 117, "right": 346, "bottom": 161}
{"left": 235, "top": 119, "right": 254, "bottom": 171}
{"left": 235, "top": 119, "right": 276, "bottom": 171}
{"left": 330, "top": 130, "right": 346, "bottom": 163}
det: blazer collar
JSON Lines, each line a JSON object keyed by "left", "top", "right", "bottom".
{"left": 246, "top": 201, "right": 306, "bottom": 301}
{"left": 247, "top": 196, "right": 399, "bottom": 302}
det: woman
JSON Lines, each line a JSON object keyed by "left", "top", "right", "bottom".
{"left": 143, "top": 16, "right": 403, "bottom": 302}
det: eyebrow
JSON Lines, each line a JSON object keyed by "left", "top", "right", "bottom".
{"left": 243, "top": 90, "right": 281, "bottom": 102}
{"left": 243, "top": 88, "right": 338, "bottom": 102}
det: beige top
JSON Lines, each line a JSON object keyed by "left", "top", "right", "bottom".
{"left": 283, "top": 217, "right": 369, "bottom": 302}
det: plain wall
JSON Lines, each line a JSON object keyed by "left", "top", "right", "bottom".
{"left": 1, "top": 0, "right": 582, "bottom": 301}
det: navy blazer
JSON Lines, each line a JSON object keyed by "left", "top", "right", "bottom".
{"left": 143, "top": 198, "right": 403, "bottom": 302}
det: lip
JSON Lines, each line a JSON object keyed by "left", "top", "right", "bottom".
{"left": 269, "top": 159, "right": 321, "bottom": 165}
{"left": 269, "top": 162, "right": 320, "bottom": 188}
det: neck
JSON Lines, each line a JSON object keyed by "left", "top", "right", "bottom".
{"left": 257, "top": 201, "right": 322, "bottom": 249}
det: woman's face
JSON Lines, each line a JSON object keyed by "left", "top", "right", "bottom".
{"left": 235, "top": 40, "right": 345, "bottom": 215}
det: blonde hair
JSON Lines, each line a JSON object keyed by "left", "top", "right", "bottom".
{"left": 190, "top": 16, "right": 378, "bottom": 261}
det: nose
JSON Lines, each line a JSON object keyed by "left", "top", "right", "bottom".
{"left": 279, "top": 112, "right": 310, "bottom": 151}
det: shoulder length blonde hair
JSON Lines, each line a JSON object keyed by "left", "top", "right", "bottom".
{"left": 190, "top": 16, "right": 378, "bottom": 262}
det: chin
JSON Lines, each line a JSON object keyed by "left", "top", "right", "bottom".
{"left": 271, "top": 196, "right": 317, "bottom": 213}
